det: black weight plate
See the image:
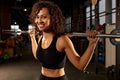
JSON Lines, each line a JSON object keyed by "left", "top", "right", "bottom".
{"left": 110, "top": 29, "right": 120, "bottom": 46}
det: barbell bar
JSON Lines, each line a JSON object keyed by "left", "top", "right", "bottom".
{"left": 2, "top": 29, "right": 120, "bottom": 38}
{"left": 2, "top": 30, "right": 28, "bottom": 33}
{"left": 71, "top": 32, "right": 120, "bottom": 38}
{"left": 2, "top": 29, "right": 120, "bottom": 46}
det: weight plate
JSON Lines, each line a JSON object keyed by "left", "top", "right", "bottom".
{"left": 110, "top": 29, "right": 120, "bottom": 46}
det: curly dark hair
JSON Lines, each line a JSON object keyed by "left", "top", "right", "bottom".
{"left": 29, "top": 0, "right": 65, "bottom": 36}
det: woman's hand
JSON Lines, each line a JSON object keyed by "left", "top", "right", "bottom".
{"left": 28, "top": 28, "right": 36, "bottom": 38}
{"left": 86, "top": 30, "right": 99, "bottom": 44}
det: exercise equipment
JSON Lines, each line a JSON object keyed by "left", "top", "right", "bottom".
{"left": 2, "top": 54, "right": 10, "bottom": 60}
{"left": 72, "top": 29, "right": 120, "bottom": 46}
{"left": 0, "top": 49, "right": 4, "bottom": 55}
{"left": 2, "top": 29, "right": 120, "bottom": 38}
{"left": 2, "top": 29, "right": 120, "bottom": 46}
{"left": 72, "top": 32, "right": 120, "bottom": 38}
{"left": 2, "top": 29, "right": 27, "bottom": 35}
{"left": 2, "top": 29, "right": 39, "bottom": 35}
{"left": 107, "top": 65, "right": 120, "bottom": 80}
{"left": 110, "top": 29, "right": 120, "bottom": 46}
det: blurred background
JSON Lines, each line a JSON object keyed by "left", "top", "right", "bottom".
{"left": 0, "top": 0, "right": 120, "bottom": 80}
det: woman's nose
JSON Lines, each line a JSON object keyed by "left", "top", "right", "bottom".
{"left": 35, "top": 18, "right": 42, "bottom": 23}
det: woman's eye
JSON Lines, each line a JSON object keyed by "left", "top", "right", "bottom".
{"left": 42, "top": 16, "right": 47, "bottom": 19}
{"left": 35, "top": 15, "right": 48, "bottom": 19}
{"left": 36, "top": 16, "right": 39, "bottom": 19}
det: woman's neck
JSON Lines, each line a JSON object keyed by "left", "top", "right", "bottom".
{"left": 42, "top": 32, "right": 54, "bottom": 40}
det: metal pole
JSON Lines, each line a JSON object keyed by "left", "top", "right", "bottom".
{"left": 72, "top": 32, "right": 120, "bottom": 38}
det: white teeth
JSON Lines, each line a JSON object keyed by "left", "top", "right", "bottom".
{"left": 38, "top": 24, "right": 44, "bottom": 27}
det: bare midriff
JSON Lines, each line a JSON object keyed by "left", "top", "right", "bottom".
{"left": 41, "top": 67, "right": 65, "bottom": 77}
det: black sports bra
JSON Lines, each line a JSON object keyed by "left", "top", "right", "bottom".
{"left": 36, "top": 36, "right": 66, "bottom": 69}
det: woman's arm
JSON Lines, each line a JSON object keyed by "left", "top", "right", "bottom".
{"left": 80, "top": 30, "right": 99, "bottom": 70}
{"left": 61, "top": 31, "right": 99, "bottom": 71}
{"left": 28, "top": 29, "right": 39, "bottom": 59}
{"left": 30, "top": 36, "right": 38, "bottom": 59}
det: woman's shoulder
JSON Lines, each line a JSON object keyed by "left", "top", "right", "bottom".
{"left": 57, "top": 34, "right": 71, "bottom": 44}
{"left": 58, "top": 34, "right": 69, "bottom": 39}
{"left": 56, "top": 34, "right": 73, "bottom": 50}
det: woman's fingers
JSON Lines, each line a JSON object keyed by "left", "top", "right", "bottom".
{"left": 28, "top": 29, "right": 36, "bottom": 37}
{"left": 86, "top": 30, "right": 97, "bottom": 38}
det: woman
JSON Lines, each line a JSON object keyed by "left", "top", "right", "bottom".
{"left": 28, "top": 1, "right": 99, "bottom": 80}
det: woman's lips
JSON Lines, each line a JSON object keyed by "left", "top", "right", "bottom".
{"left": 38, "top": 24, "right": 44, "bottom": 28}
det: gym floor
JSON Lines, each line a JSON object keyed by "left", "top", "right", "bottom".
{"left": 0, "top": 42, "right": 113, "bottom": 80}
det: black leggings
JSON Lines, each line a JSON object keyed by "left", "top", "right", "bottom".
{"left": 39, "top": 74, "right": 68, "bottom": 80}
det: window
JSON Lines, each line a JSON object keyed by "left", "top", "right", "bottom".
{"left": 112, "top": 0, "right": 116, "bottom": 23}
{"left": 99, "top": 0, "right": 105, "bottom": 24}
{"left": 100, "top": 16, "right": 105, "bottom": 25}
{"left": 99, "top": 0, "right": 105, "bottom": 13}
{"left": 86, "top": 7, "right": 90, "bottom": 18}
{"left": 86, "top": 0, "right": 116, "bottom": 27}
{"left": 86, "top": 6, "right": 90, "bottom": 30}
{"left": 65, "top": 16, "right": 71, "bottom": 32}
{"left": 112, "top": 0, "right": 116, "bottom": 9}
{"left": 112, "top": 13, "right": 116, "bottom": 23}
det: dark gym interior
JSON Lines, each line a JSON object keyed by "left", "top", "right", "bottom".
{"left": 0, "top": 0, "right": 120, "bottom": 80}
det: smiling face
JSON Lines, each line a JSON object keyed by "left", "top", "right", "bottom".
{"left": 34, "top": 8, "right": 51, "bottom": 32}
{"left": 30, "top": 1, "right": 65, "bottom": 36}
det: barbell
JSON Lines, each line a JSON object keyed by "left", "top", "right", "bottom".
{"left": 71, "top": 32, "right": 120, "bottom": 38}
{"left": 2, "top": 29, "right": 120, "bottom": 38}
{"left": 2, "top": 29, "right": 120, "bottom": 46}
{"left": 2, "top": 30, "right": 28, "bottom": 34}
{"left": 72, "top": 29, "right": 120, "bottom": 46}
{"left": 110, "top": 29, "right": 120, "bottom": 46}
